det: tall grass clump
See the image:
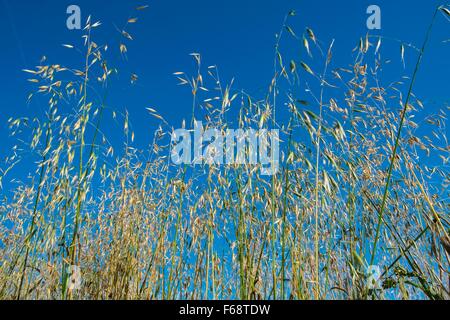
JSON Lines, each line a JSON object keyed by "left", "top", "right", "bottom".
{"left": 0, "top": 4, "right": 449, "bottom": 300}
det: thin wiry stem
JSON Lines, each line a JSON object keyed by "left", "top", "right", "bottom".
{"left": 370, "top": 7, "right": 439, "bottom": 266}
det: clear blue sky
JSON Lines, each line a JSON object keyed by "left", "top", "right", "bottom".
{"left": 0, "top": 0, "right": 449, "bottom": 179}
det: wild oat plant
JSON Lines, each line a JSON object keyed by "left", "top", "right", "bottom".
{"left": 0, "top": 5, "right": 449, "bottom": 300}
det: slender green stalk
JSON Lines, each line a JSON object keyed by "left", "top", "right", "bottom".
{"left": 16, "top": 116, "right": 53, "bottom": 300}
{"left": 370, "top": 7, "right": 439, "bottom": 265}
{"left": 69, "top": 26, "right": 92, "bottom": 268}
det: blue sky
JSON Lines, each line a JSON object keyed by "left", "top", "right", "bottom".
{"left": 0, "top": 0, "right": 449, "bottom": 180}
{"left": 0, "top": 0, "right": 448, "bottom": 300}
